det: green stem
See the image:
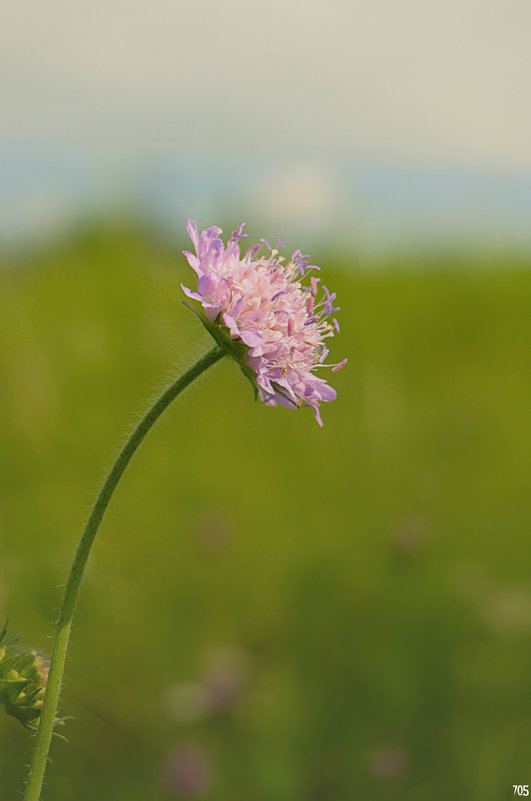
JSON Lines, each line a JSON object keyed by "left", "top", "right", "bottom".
{"left": 23, "top": 345, "right": 225, "bottom": 801}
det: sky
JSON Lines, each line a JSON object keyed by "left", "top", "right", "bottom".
{"left": 2, "top": 0, "right": 531, "bottom": 251}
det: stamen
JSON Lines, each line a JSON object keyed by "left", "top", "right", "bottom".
{"left": 331, "top": 358, "right": 348, "bottom": 372}
{"left": 245, "top": 244, "right": 261, "bottom": 260}
{"left": 229, "top": 223, "right": 248, "bottom": 242}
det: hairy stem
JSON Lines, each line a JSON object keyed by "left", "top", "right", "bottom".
{"left": 23, "top": 345, "right": 225, "bottom": 801}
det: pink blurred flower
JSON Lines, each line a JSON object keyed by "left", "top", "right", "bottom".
{"left": 182, "top": 221, "right": 346, "bottom": 426}
{"left": 369, "top": 745, "right": 409, "bottom": 781}
{"left": 163, "top": 647, "right": 248, "bottom": 723}
{"left": 392, "top": 515, "right": 431, "bottom": 554}
{"left": 195, "top": 512, "right": 232, "bottom": 549}
{"left": 160, "top": 745, "right": 211, "bottom": 798}
{"left": 202, "top": 647, "right": 247, "bottom": 713}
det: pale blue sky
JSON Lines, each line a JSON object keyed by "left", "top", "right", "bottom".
{"left": 2, "top": 0, "right": 531, "bottom": 250}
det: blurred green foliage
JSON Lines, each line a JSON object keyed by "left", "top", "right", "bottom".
{"left": 0, "top": 226, "right": 530, "bottom": 800}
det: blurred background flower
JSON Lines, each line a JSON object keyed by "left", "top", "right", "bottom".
{"left": 159, "top": 744, "right": 211, "bottom": 798}
{"left": 164, "top": 646, "right": 247, "bottom": 724}
{"left": 369, "top": 745, "right": 409, "bottom": 782}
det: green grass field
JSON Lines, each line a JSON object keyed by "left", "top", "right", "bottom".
{"left": 1, "top": 226, "right": 530, "bottom": 800}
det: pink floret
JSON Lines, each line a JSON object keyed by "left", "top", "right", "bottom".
{"left": 182, "top": 220, "right": 345, "bottom": 425}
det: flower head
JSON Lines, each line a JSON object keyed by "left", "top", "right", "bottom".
{"left": 181, "top": 220, "right": 346, "bottom": 425}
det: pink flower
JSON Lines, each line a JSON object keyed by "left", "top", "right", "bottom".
{"left": 160, "top": 745, "right": 210, "bottom": 797}
{"left": 181, "top": 221, "right": 346, "bottom": 425}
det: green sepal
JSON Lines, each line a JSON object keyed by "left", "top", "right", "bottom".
{"left": 4, "top": 701, "right": 41, "bottom": 730}
{"left": 183, "top": 301, "right": 258, "bottom": 401}
{"left": 0, "top": 676, "right": 31, "bottom": 704}
{"left": 0, "top": 651, "right": 21, "bottom": 679}
{"left": 0, "top": 660, "right": 23, "bottom": 681}
{"left": 269, "top": 382, "right": 300, "bottom": 409}
{"left": 16, "top": 651, "right": 37, "bottom": 671}
{"left": 20, "top": 685, "right": 44, "bottom": 705}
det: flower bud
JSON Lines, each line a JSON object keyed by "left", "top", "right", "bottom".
{"left": 0, "top": 621, "right": 49, "bottom": 731}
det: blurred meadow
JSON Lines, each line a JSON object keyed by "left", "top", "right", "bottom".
{"left": 1, "top": 223, "right": 530, "bottom": 800}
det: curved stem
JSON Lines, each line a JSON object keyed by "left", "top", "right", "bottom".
{"left": 23, "top": 345, "right": 225, "bottom": 801}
